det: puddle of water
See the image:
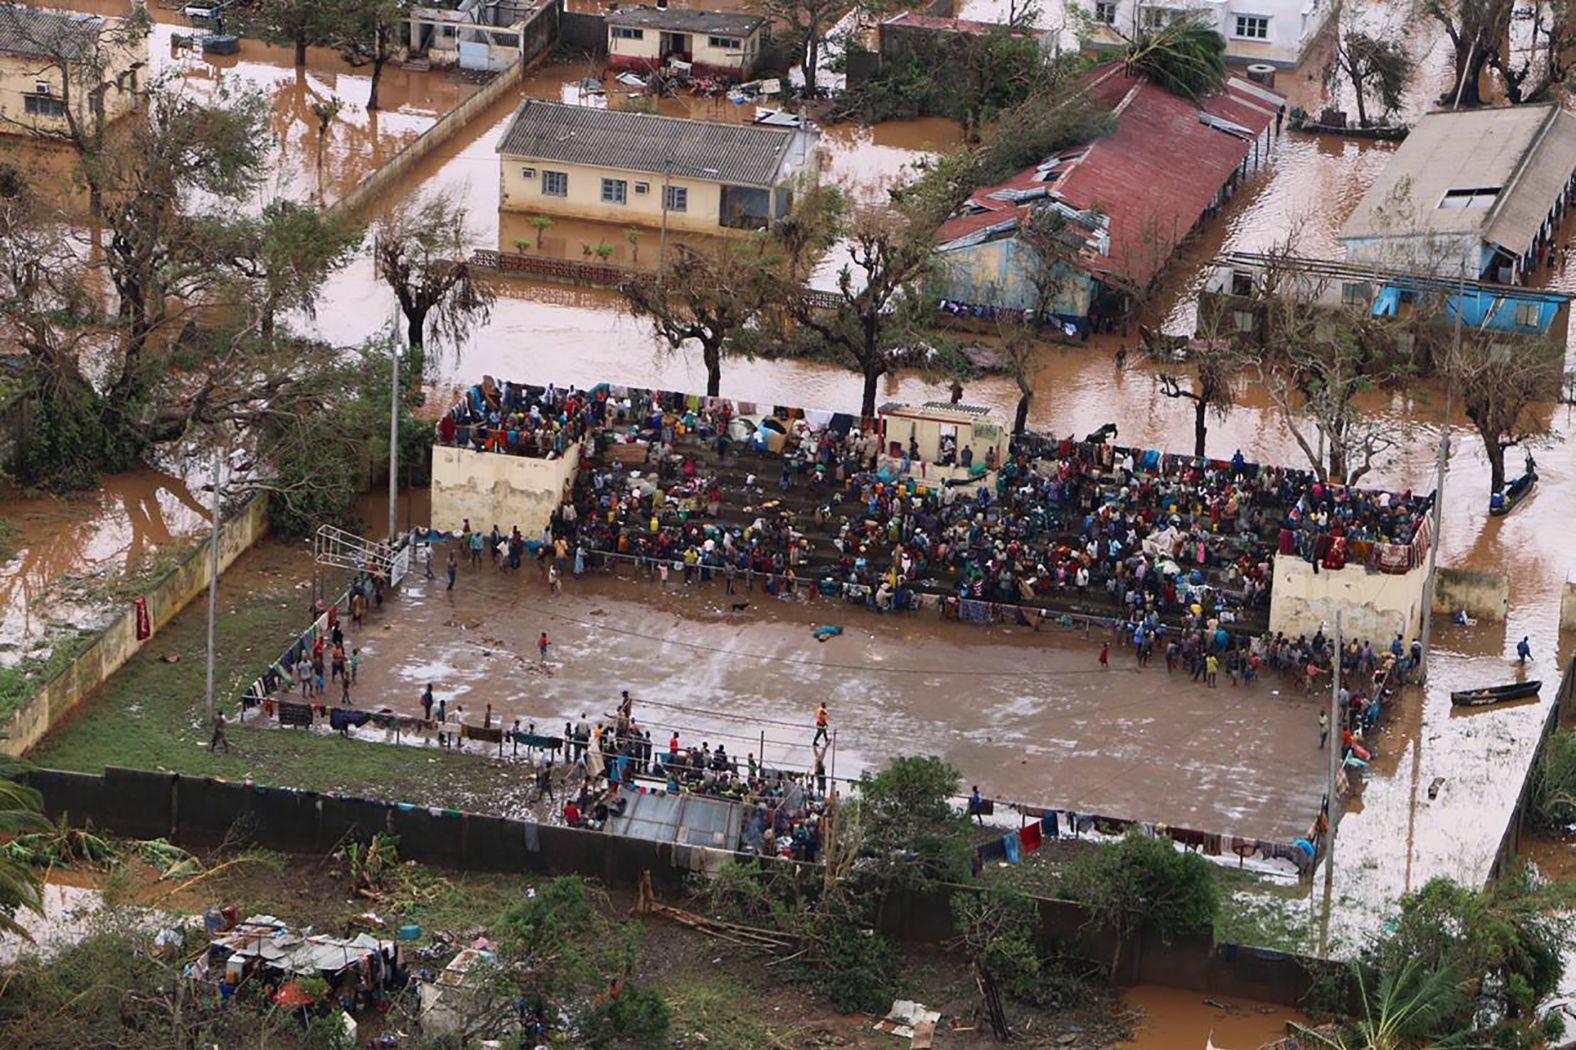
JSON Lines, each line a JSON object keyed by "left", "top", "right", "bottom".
{"left": 1119, "top": 984, "right": 1303, "bottom": 1049}
{"left": 0, "top": 881, "right": 107, "bottom": 965}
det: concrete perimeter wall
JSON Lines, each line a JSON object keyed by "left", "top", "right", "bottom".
{"left": 1561, "top": 579, "right": 1576, "bottom": 631}
{"left": 1269, "top": 554, "right": 1427, "bottom": 643}
{"left": 22, "top": 765, "right": 1335, "bottom": 1007}
{"left": 330, "top": 56, "right": 527, "bottom": 221}
{"left": 431, "top": 444, "right": 579, "bottom": 537}
{"left": 3, "top": 499, "right": 270, "bottom": 758}
{"left": 1433, "top": 567, "right": 1509, "bottom": 621}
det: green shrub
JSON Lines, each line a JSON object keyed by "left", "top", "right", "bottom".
{"left": 804, "top": 920, "right": 900, "bottom": 1013}
{"left": 581, "top": 983, "right": 671, "bottom": 1048}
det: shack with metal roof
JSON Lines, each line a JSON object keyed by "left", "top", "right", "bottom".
{"left": 496, "top": 99, "right": 819, "bottom": 234}
{"left": 1338, "top": 104, "right": 1576, "bottom": 286}
{"left": 0, "top": 6, "right": 146, "bottom": 138}
{"left": 605, "top": 5, "right": 766, "bottom": 79}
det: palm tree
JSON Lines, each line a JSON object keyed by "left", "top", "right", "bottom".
{"left": 1125, "top": 17, "right": 1228, "bottom": 102}
{"left": 0, "top": 754, "right": 49, "bottom": 939}
{"left": 1295, "top": 959, "right": 1476, "bottom": 1050}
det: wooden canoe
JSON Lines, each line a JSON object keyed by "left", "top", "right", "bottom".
{"left": 1450, "top": 680, "right": 1541, "bottom": 707}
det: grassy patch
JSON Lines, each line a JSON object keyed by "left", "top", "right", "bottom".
{"left": 663, "top": 970, "right": 813, "bottom": 1050}
{"left": 0, "top": 516, "right": 19, "bottom": 561}
{"left": 1213, "top": 887, "right": 1316, "bottom": 954}
{"left": 29, "top": 541, "right": 534, "bottom": 814}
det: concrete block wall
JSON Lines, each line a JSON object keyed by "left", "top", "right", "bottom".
{"left": 3, "top": 498, "right": 270, "bottom": 758}
{"left": 1433, "top": 567, "right": 1510, "bottom": 621}
{"left": 430, "top": 443, "right": 580, "bottom": 538}
{"left": 1269, "top": 553, "right": 1427, "bottom": 644}
{"left": 23, "top": 765, "right": 1336, "bottom": 1006}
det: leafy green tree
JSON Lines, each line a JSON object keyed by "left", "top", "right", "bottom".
{"left": 1058, "top": 828, "right": 1219, "bottom": 980}
{"left": 1531, "top": 728, "right": 1576, "bottom": 830}
{"left": 0, "top": 85, "right": 361, "bottom": 491}
{"left": 1332, "top": 31, "right": 1413, "bottom": 127}
{"left": 1369, "top": 874, "right": 1566, "bottom": 1030}
{"left": 1297, "top": 958, "right": 1473, "bottom": 1050}
{"left": 852, "top": 754, "right": 974, "bottom": 889}
{"left": 245, "top": 0, "right": 335, "bottom": 66}
{"left": 581, "top": 984, "right": 672, "bottom": 1048}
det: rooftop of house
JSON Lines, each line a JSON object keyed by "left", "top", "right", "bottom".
{"left": 604, "top": 6, "right": 764, "bottom": 36}
{"left": 0, "top": 5, "right": 106, "bottom": 61}
{"left": 935, "top": 71, "right": 1284, "bottom": 289}
{"left": 1338, "top": 104, "right": 1576, "bottom": 260}
{"left": 881, "top": 12, "right": 1022, "bottom": 34}
{"left": 496, "top": 99, "right": 811, "bottom": 188}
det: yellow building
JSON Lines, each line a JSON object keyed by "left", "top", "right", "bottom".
{"left": 496, "top": 100, "right": 819, "bottom": 234}
{"left": 605, "top": 7, "right": 766, "bottom": 80}
{"left": 0, "top": 6, "right": 146, "bottom": 139}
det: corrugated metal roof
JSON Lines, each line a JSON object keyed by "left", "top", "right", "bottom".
{"left": 605, "top": 6, "right": 762, "bottom": 36}
{"left": 937, "top": 72, "right": 1281, "bottom": 287}
{"left": 496, "top": 100, "right": 803, "bottom": 188}
{"left": 1340, "top": 105, "right": 1576, "bottom": 258}
{"left": 0, "top": 6, "right": 104, "bottom": 60}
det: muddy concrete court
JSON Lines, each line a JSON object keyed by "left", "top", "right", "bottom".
{"left": 336, "top": 560, "right": 1332, "bottom": 843}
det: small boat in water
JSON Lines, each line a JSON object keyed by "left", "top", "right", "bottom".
{"left": 1450, "top": 680, "right": 1541, "bottom": 707}
{"left": 1490, "top": 456, "right": 1537, "bottom": 516}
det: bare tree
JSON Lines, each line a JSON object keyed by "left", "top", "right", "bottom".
{"left": 620, "top": 239, "right": 781, "bottom": 397}
{"left": 755, "top": 0, "right": 842, "bottom": 99}
{"left": 1424, "top": 0, "right": 1507, "bottom": 107}
{"left": 1445, "top": 334, "right": 1563, "bottom": 493}
{"left": 335, "top": 0, "right": 404, "bottom": 111}
{"left": 373, "top": 189, "right": 496, "bottom": 380}
{"left": 793, "top": 205, "right": 939, "bottom": 418}
{"left": 994, "top": 318, "right": 1041, "bottom": 436}
{"left": 1157, "top": 337, "right": 1238, "bottom": 458}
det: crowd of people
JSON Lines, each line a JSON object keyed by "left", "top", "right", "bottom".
{"left": 451, "top": 382, "right": 1435, "bottom": 633}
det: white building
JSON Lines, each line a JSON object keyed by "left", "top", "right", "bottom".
{"left": 1085, "top": 0, "right": 1330, "bottom": 68}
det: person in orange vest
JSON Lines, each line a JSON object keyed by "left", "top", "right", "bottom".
{"left": 813, "top": 702, "right": 830, "bottom": 746}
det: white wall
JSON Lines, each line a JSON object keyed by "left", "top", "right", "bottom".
{"left": 1269, "top": 553, "right": 1427, "bottom": 645}
{"left": 1088, "top": 0, "right": 1329, "bottom": 67}
{"left": 431, "top": 445, "right": 581, "bottom": 538}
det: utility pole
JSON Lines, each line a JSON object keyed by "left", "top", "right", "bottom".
{"left": 658, "top": 156, "right": 672, "bottom": 279}
{"left": 204, "top": 441, "right": 221, "bottom": 722}
{"left": 1320, "top": 610, "right": 1342, "bottom": 957}
{"left": 388, "top": 343, "right": 400, "bottom": 545}
{"left": 1418, "top": 263, "right": 1462, "bottom": 685}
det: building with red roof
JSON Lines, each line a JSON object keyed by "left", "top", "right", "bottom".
{"left": 933, "top": 69, "right": 1283, "bottom": 333}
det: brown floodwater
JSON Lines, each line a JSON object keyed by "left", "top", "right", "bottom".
{"left": 0, "top": 471, "right": 210, "bottom": 656}
{"left": 1118, "top": 985, "right": 1303, "bottom": 1049}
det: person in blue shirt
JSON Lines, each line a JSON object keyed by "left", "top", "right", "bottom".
{"left": 1517, "top": 636, "right": 1532, "bottom": 663}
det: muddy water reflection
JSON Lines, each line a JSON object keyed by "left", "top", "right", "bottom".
{"left": 0, "top": 471, "right": 209, "bottom": 657}
{"left": 1118, "top": 985, "right": 1303, "bottom": 1049}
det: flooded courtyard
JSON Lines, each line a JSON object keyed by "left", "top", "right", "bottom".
{"left": 337, "top": 558, "right": 1330, "bottom": 844}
